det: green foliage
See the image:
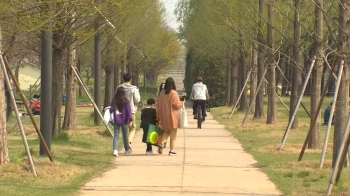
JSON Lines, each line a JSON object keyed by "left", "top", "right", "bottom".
{"left": 145, "top": 85, "right": 157, "bottom": 95}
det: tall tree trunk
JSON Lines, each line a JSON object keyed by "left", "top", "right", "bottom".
{"left": 62, "top": 45, "right": 77, "bottom": 130}
{"left": 104, "top": 67, "right": 114, "bottom": 108}
{"left": 266, "top": 0, "right": 276, "bottom": 124}
{"left": 114, "top": 66, "right": 120, "bottom": 91}
{"left": 309, "top": 0, "right": 323, "bottom": 149}
{"left": 239, "top": 33, "right": 248, "bottom": 111}
{"left": 230, "top": 58, "right": 237, "bottom": 106}
{"left": 52, "top": 46, "right": 64, "bottom": 135}
{"left": 290, "top": 0, "right": 301, "bottom": 129}
{"left": 0, "top": 26, "right": 9, "bottom": 164}
{"left": 250, "top": 41, "right": 257, "bottom": 114}
{"left": 254, "top": 0, "right": 265, "bottom": 119}
{"left": 333, "top": 0, "right": 350, "bottom": 165}
{"left": 226, "top": 59, "right": 231, "bottom": 106}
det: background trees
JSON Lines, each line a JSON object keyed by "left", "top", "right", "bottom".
{"left": 177, "top": 0, "right": 348, "bottom": 158}
{"left": 0, "top": 0, "right": 182, "bottom": 157}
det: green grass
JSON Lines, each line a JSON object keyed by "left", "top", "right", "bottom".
{"left": 1, "top": 86, "right": 153, "bottom": 196}
{"left": 210, "top": 96, "right": 350, "bottom": 196}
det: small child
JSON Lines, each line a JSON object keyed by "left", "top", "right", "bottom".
{"left": 140, "top": 98, "right": 157, "bottom": 155}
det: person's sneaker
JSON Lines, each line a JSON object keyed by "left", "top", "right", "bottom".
{"left": 168, "top": 151, "right": 177, "bottom": 156}
{"left": 125, "top": 149, "right": 132, "bottom": 156}
{"left": 113, "top": 150, "right": 118, "bottom": 157}
{"left": 157, "top": 145, "right": 163, "bottom": 154}
{"left": 146, "top": 150, "right": 153, "bottom": 155}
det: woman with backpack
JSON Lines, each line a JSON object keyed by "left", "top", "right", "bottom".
{"left": 110, "top": 87, "right": 133, "bottom": 156}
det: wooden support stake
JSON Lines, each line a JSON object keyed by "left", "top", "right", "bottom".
{"left": 4, "top": 57, "right": 53, "bottom": 162}
{"left": 1, "top": 53, "right": 37, "bottom": 176}
{"left": 71, "top": 65, "right": 114, "bottom": 137}
{"left": 319, "top": 60, "right": 344, "bottom": 168}
{"left": 242, "top": 66, "right": 268, "bottom": 126}
{"left": 325, "top": 114, "right": 350, "bottom": 196}
{"left": 279, "top": 57, "right": 316, "bottom": 151}
{"left": 229, "top": 68, "right": 252, "bottom": 119}
{"left": 297, "top": 58, "right": 338, "bottom": 161}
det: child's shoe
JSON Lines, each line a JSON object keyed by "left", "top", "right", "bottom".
{"left": 146, "top": 150, "right": 153, "bottom": 155}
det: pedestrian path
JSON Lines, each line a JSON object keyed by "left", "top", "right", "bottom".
{"left": 78, "top": 109, "right": 281, "bottom": 196}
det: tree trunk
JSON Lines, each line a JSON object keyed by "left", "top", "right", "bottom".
{"left": 62, "top": 46, "right": 77, "bottom": 130}
{"left": 0, "top": 26, "right": 9, "bottom": 164}
{"left": 250, "top": 41, "right": 257, "bottom": 114}
{"left": 254, "top": 0, "right": 265, "bottom": 119}
{"left": 230, "top": 58, "right": 237, "bottom": 106}
{"left": 266, "top": 0, "right": 276, "bottom": 124}
{"left": 104, "top": 67, "right": 114, "bottom": 108}
{"left": 52, "top": 46, "right": 64, "bottom": 136}
{"left": 333, "top": 0, "right": 350, "bottom": 165}
{"left": 290, "top": 0, "right": 301, "bottom": 129}
{"left": 308, "top": 0, "right": 323, "bottom": 149}
{"left": 114, "top": 66, "right": 120, "bottom": 91}
{"left": 238, "top": 53, "right": 247, "bottom": 111}
{"left": 226, "top": 59, "right": 231, "bottom": 106}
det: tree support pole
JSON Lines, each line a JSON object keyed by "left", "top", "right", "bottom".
{"left": 4, "top": 57, "right": 53, "bottom": 161}
{"left": 263, "top": 78, "right": 290, "bottom": 111}
{"left": 319, "top": 60, "right": 344, "bottom": 168}
{"left": 297, "top": 57, "right": 338, "bottom": 161}
{"left": 242, "top": 66, "right": 268, "bottom": 126}
{"left": 0, "top": 53, "right": 37, "bottom": 176}
{"left": 71, "top": 65, "right": 114, "bottom": 137}
{"left": 279, "top": 57, "right": 316, "bottom": 151}
{"left": 325, "top": 114, "right": 350, "bottom": 196}
{"left": 276, "top": 63, "right": 310, "bottom": 117}
{"left": 229, "top": 68, "right": 252, "bottom": 119}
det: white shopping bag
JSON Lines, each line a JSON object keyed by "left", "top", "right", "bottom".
{"left": 103, "top": 106, "right": 113, "bottom": 126}
{"left": 180, "top": 106, "right": 188, "bottom": 128}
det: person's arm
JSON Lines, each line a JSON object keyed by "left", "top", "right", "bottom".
{"left": 190, "top": 84, "right": 194, "bottom": 99}
{"left": 171, "top": 91, "right": 184, "bottom": 110}
{"left": 133, "top": 87, "right": 141, "bottom": 104}
{"left": 205, "top": 85, "right": 209, "bottom": 100}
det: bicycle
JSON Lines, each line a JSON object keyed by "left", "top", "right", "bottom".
{"left": 205, "top": 102, "right": 210, "bottom": 112}
{"left": 197, "top": 104, "right": 203, "bottom": 129}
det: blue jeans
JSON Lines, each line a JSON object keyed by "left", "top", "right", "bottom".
{"left": 113, "top": 123, "right": 130, "bottom": 151}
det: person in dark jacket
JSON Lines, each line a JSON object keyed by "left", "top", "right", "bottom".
{"left": 323, "top": 102, "right": 335, "bottom": 125}
{"left": 140, "top": 98, "right": 157, "bottom": 155}
{"left": 110, "top": 87, "right": 133, "bottom": 157}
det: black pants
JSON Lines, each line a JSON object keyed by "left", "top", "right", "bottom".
{"left": 193, "top": 100, "right": 206, "bottom": 120}
{"left": 142, "top": 126, "right": 152, "bottom": 151}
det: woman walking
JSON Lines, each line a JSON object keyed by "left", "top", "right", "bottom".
{"left": 110, "top": 87, "right": 133, "bottom": 156}
{"left": 156, "top": 77, "right": 185, "bottom": 156}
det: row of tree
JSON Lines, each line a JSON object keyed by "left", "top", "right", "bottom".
{"left": 0, "top": 0, "right": 182, "bottom": 163}
{"left": 177, "top": 0, "right": 349, "bottom": 165}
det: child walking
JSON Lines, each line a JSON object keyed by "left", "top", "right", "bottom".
{"left": 110, "top": 87, "right": 133, "bottom": 156}
{"left": 140, "top": 98, "right": 157, "bottom": 155}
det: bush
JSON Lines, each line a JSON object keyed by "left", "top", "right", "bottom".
{"left": 145, "top": 85, "right": 157, "bottom": 95}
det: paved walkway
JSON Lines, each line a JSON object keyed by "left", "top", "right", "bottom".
{"left": 78, "top": 109, "right": 281, "bottom": 196}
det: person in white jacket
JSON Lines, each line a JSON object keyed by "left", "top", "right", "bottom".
{"left": 190, "top": 77, "right": 209, "bottom": 122}
{"left": 116, "top": 73, "right": 141, "bottom": 146}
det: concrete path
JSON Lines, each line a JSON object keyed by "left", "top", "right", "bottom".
{"left": 78, "top": 109, "right": 281, "bottom": 196}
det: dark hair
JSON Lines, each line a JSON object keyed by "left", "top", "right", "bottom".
{"left": 111, "top": 87, "right": 129, "bottom": 112}
{"left": 164, "top": 77, "right": 176, "bottom": 94}
{"left": 123, "top": 73, "right": 132, "bottom": 82}
{"left": 147, "top": 98, "right": 155, "bottom": 105}
{"left": 33, "top": 94, "right": 39, "bottom": 98}
{"left": 158, "top": 82, "right": 165, "bottom": 96}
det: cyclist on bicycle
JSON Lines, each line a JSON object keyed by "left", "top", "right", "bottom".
{"left": 190, "top": 77, "right": 209, "bottom": 122}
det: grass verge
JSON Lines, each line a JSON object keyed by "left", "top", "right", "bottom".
{"left": 210, "top": 96, "right": 350, "bottom": 196}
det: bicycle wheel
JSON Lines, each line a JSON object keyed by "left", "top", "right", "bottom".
{"left": 197, "top": 106, "right": 202, "bottom": 129}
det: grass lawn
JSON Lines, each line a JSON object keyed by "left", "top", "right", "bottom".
{"left": 210, "top": 96, "right": 350, "bottom": 196}
{"left": 0, "top": 91, "right": 154, "bottom": 196}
